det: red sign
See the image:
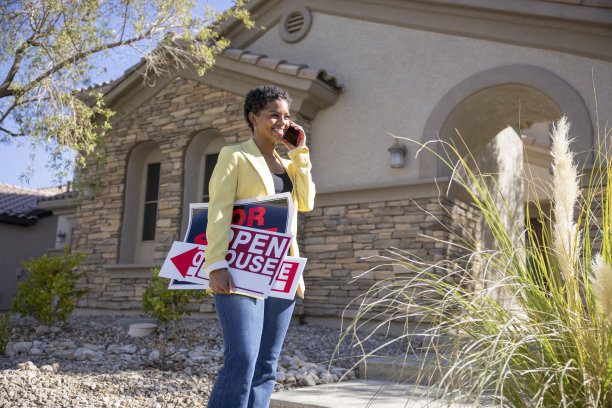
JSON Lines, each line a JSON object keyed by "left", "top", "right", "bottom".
{"left": 171, "top": 246, "right": 204, "bottom": 279}
{"left": 163, "top": 225, "right": 291, "bottom": 298}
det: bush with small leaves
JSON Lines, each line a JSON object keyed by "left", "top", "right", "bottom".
{"left": 142, "top": 266, "right": 208, "bottom": 324}
{"left": 142, "top": 267, "right": 208, "bottom": 369}
{"left": 11, "top": 246, "right": 87, "bottom": 324}
{"left": 0, "top": 314, "right": 11, "bottom": 355}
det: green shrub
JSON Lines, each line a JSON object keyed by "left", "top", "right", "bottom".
{"left": 142, "top": 267, "right": 208, "bottom": 369}
{"left": 11, "top": 246, "right": 87, "bottom": 324}
{"left": 0, "top": 314, "right": 10, "bottom": 355}
{"left": 142, "top": 266, "right": 208, "bottom": 325}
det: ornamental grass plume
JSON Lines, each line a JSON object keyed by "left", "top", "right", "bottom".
{"left": 339, "top": 116, "right": 612, "bottom": 407}
{"left": 591, "top": 255, "right": 612, "bottom": 324}
{"left": 550, "top": 117, "right": 581, "bottom": 284}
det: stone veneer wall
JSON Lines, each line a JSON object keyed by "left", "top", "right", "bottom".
{"left": 73, "top": 78, "right": 309, "bottom": 311}
{"left": 298, "top": 197, "right": 481, "bottom": 319}
{"left": 72, "top": 77, "right": 481, "bottom": 319}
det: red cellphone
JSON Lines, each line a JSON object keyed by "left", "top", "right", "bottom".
{"left": 283, "top": 125, "right": 303, "bottom": 147}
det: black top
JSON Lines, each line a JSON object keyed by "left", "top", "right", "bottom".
{"left": 272, "top": 171, "right": 293, "bottom": 194}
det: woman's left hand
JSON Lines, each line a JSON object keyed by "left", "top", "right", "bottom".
{"left": 208, "top": 268, "right": 235, "bottom": 295}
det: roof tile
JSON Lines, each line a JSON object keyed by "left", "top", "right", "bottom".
{"left": 221, "top": 48, "right": 343, "bottom": 92}
{"left": 239, "top": 52, "right": 265, "bottom": 65}
{"left": 222, "top": 48, "right": 246, "bottom": 61}
{"left": 296, "top": 67, "right": 321, "bottom": 81}
{"left": 255, "top": 57, "right": 287, "bottom": 71}
{"left": 277, "top": 63, "right": 308, "bottom": 76}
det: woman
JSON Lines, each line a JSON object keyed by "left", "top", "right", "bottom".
{"left": 204, "top": 85, "right": 315, "bottom": 408}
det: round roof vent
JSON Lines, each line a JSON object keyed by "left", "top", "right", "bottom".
{"left": 280, "top": 6, "right": 312, "bottom": 43}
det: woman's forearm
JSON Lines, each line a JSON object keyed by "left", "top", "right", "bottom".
{"left": 289, "top": 146, "right": 316, "bottom": 212}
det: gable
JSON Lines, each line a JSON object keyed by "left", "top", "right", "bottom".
{"left": 103, "top": 48, "right": 343, "bottom": 122}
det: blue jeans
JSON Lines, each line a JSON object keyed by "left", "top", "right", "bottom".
{"left": 207, "top": 294, "right": 295, "bottom": 408}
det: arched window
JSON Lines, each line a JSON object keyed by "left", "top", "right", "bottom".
{"left": 201, "top": 152, "right": 219, "bottom": 203}
{"left": 120, "top": 142, "right": 162, "bottom": 264}
{"left": 181, "top": 130, "right": 226, "bottom": 237}
{"left": 141, "top": 161, "right": 161, "bottom": 241}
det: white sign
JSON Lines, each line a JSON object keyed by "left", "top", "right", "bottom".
{"left": 162, "top": 243, "right": 306, "bottom": 300}
{"left": 161, "top": 224, "right": 304, "bottom": 299}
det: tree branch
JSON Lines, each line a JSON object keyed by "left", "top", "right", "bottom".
{"left": 120, "top": 0, "right": 130, "bottom": 42}
{"left": 0, "top": 4, "right": 54, "bottom": 98}
{"left": 0, "top": 42, "right": 27, "bottom": 98}
{"left": 0, "top": 26, "right": 47, "bottom": 98}
{"left": 20, "top": 28, "right": 156, "bottom": 97}
{"left": 0, "top": 100, "right": 21, "bottom": 125}
{"left": 0, "top": 126, "right": 24, "bottom": 137}
{"left": 0, "top": 94, "right": 37, "bottom": 127}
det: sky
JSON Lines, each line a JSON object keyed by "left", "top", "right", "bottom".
{"left": 0, "top": 0, "right": 235, "bottom": 189}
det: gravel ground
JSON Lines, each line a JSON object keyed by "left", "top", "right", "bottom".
{"left": 0, "top": 315, "right": 406, "bottom": 407}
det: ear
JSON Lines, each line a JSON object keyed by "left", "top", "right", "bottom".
{"left": 248, "top": 112, "right": 257, "bottom": 128}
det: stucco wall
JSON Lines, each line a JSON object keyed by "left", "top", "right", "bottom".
{"left": 71, "top": 2, "right": 611, "bottom": 319}
{"left": 246, "top": 11, "right": 612, "bottom": 194}
{"left": 0, "top": 216, "right": 57, "bottom": 311}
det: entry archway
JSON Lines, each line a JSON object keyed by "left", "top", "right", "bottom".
{"left": 420, "top": 65, "right": 592, "bottom": 300}
{"left": 420, "top": 64, "right": 593, "bottom": 180}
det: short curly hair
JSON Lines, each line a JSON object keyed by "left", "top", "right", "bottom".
{"left": 244, "top": 85, "right": 291, "bottom": 132}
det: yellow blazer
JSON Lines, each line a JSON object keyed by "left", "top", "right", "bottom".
{"left": 203, "top": 137, "right": 315, "bottom": 298}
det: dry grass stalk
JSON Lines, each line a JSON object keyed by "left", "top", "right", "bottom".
{"left": 591, "top": 255, "right": 612, "bottom": 324}
{"left": 550, "top": 117, "right": 581, "bottom": 284}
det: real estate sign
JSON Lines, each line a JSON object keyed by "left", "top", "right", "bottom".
{"left": 162, "top": 193, "right": 306, "bottom": 299}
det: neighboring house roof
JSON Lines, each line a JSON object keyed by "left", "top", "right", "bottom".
{"left": 37, "top": 188, "right": 78, "bottom": 203}
{"left": 0, "top": 183, "right": 64, "bottom": 226}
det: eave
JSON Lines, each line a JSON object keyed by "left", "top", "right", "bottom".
{"left": 224, "top": 0, "right": 612, "bottom": 63}
{"left": 103, "top": 48, "right": 343, "bottom": 121}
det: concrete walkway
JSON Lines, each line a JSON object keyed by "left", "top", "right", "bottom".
{"left": 270, "top": 380, "right": 493, "bottom": 408}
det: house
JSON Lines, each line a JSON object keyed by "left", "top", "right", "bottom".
{"left": 0, "top": 183, "right": 76, "bottom": 310}
{"left": 71, "top": 0, "right": 612, "bottom": 326}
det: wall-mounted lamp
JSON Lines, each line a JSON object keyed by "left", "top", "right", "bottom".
{"left": 387, "top": 138, "right": 407, "bottom": 168}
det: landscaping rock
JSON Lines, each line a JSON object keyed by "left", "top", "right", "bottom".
{"left": 12, "top": 341, "right": 33, "bottom": 354}
{"left": 0, "top": 315, "right": 402, "bottom": 407}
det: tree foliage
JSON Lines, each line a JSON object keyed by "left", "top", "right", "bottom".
{"left": 0, "top": 0, "right": 252, "bottom": 183}
{"left": 11, "top": 246, "right": 87, "bottom": 324}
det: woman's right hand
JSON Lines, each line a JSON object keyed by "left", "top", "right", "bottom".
{"left": 208, "top": 268, "right": 235, "bottom": 295}
{"left": 282, "top": 121, "right": 306, "bottom": 149}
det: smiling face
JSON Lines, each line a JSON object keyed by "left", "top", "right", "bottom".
{"left": 249, "top": 99, "right": 291, "bottom": 144}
